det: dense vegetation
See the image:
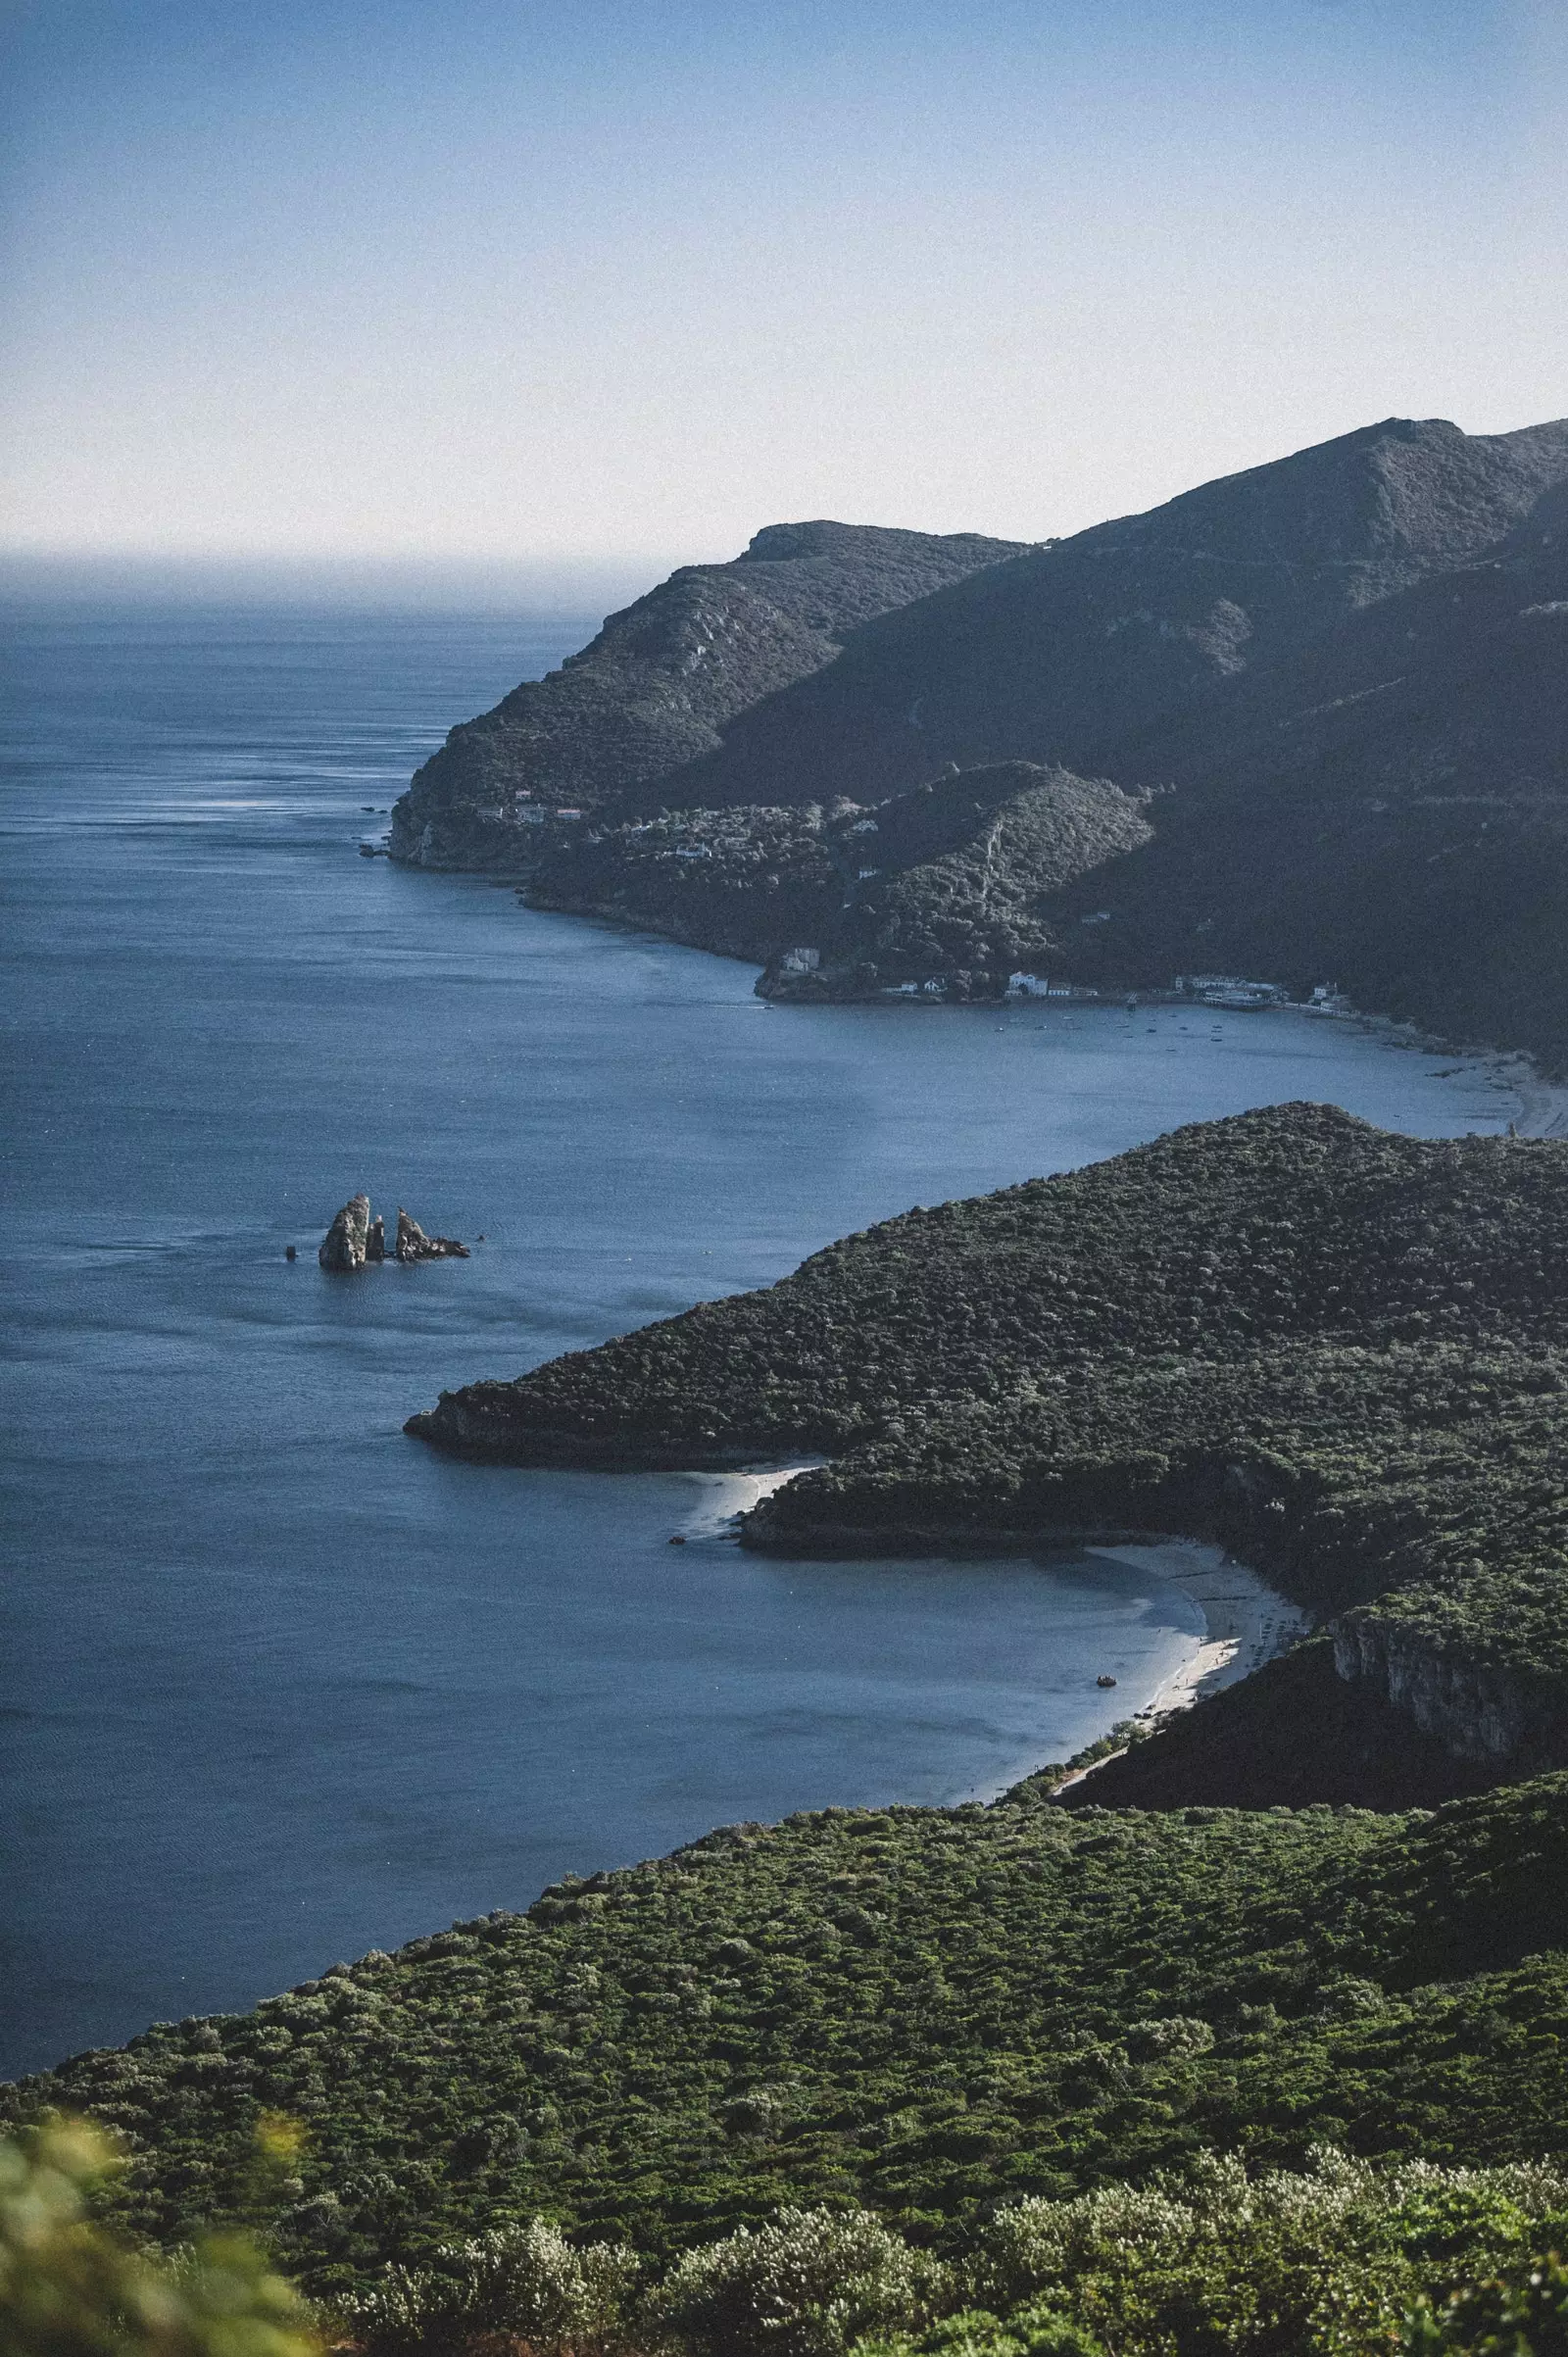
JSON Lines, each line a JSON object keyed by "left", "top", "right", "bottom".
{"left": 14, "top": 1769, "right": 1568, "bottom": 2297}
{"left": 334, "top": 2155, "right": 1568, "bottom": 2357}
{"left": 409, "top": 1105, "right": 1568, "bottom": 1790}
{"left": 15, "top": 2120, "right": 1568, "bottom": 2357}
{"left": 522, "top": 764, "right": 1150, "bottom": 997}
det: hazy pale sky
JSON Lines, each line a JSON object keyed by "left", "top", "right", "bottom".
{"left": 3, "top": 0, "right": 1564, "bottom": 580}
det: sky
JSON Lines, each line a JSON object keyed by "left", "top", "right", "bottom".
{"left": 2, "top": 0, "right": 1565, "bottom": 592}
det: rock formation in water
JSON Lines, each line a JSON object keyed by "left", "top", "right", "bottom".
{"left": 318, "top": 1193, "right": 371, "bottom": 1271}
{"left": 395, "top": 1209, "right": 468, "bottom": 1262}
{"left": 318, "top": 1197, "right": 466, "bottom": 1268}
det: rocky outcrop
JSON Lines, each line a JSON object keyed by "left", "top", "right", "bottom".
{"left": 318, "top": 1197, "right": 467, "bottom": 1269}
{"left": 318, "top": 1194, "right": 371, "bottom": 1271}
{"left": 395, "top": 1209, "right": 468, "bottom": 1263}
{"left": 1333, "top": 1610, "right": 1567, "bottom": 1768}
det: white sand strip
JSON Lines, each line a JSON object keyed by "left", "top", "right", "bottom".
{"left": 675, "top": 1463, "right": 823, "bottom": 1539}
{"left": 1084, "top": 1538, "right": 1310, "bottom": 1713}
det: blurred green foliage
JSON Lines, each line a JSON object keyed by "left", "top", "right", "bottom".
{"left": 0, "top": 2118, "right": 316, "bottom": 2357}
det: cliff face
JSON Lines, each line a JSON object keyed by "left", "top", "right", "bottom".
{"left": 1333, "top": 1612, "right": 1563, "bottom": 1766}
{"left": 387, "top": 521, "right": 1026, "bottom": 869}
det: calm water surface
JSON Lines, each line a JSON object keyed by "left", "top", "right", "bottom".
{"left": 0, "top": 603, "right": 1518, "bottom": 2078}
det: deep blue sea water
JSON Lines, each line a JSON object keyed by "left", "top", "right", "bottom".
{"left": 0, "top": 602, "right": 1521, "bottom": 2081}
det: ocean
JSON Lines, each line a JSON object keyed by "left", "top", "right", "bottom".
{"left": 0, "top": 600, "right": 1519, "bottom": 2080}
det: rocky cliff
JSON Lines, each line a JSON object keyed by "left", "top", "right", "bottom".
{"left": 1333, "top": 1610, "right": 1565, "bottom": 1768}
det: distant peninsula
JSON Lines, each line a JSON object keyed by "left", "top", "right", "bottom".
{"left": 390, "top": 417, "right": 1568, "bottom": 1061}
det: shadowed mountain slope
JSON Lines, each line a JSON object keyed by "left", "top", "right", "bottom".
{"left": 388, "top": 417, "right": 1568, "bottom": 1056}
{"left": 387, "top": 522, "right": 1026, "bottom": 868}
{"left": 664, "top": 417, "right": 1568, "bottom": 814}
{"left": 1023, "top": 483, "right": 1568, "bottom": 1058}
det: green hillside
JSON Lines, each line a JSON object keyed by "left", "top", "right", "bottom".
{"left": 12, "top": 1775, "right": 1568, "bottom": 2300}
{"left": 16, "top": 1106, "right": 1568, "bottom": 2317}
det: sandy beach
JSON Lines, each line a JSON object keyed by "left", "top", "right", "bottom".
{"left": 676, "top": 1463, "right": 826, "bottom": 1537}
{"left": 1084, "top": 1538, "right": 1310, "bottom": 1714}
{"left": 678, "top": 1474, "right": 1307, "bottom": 1753}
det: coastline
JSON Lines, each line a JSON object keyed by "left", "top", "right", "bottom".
{"left": 674, "top": 1468, "right": 1308, "bottom": 1783}
{"left": 1083, "top": 1539, "right": 1310, "bottom": 1713}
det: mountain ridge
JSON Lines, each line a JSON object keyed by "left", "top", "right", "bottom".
{"left": 387, "top": 414, "right": 1568, "bottom": 1060}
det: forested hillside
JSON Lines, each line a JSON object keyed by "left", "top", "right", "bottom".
{"left": 408, "top": 1105, "right": 1568, "bottom": 1799}
{"left": 13, "top": 1774, "right": 1568, "bottom": 2296}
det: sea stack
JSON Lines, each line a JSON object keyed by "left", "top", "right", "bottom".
{"left": 395, "top": 1208, "right": 468, "bottom": 1262}
{"left": 318, "top": 1193, "right": 372, "bottom": 1271}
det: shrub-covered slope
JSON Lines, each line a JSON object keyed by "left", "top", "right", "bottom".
{"left": 387, "top": 523, "right": 1025, "bottom": 870}
{"left": 520, "top": 763, "right": 1152, "bottom": 995}
{"left": 14, "top": 1776, "right": 1568, "bottom": 2292}
{"left": 408, "top": 1105, "right": 1568, "bottom": 1792}
{"left": 409, "top": 1106, "right": 1568, "bottom": 1464}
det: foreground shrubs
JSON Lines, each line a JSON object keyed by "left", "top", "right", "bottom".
{"left": 0, "top": 2120, "right": 316, "bottom": 2357}
{"left": 1405, "top": 2253, "right": 1568, "bottom": 2355}
{"left": 334, "top": 2158, "right": 1568, "bottom": 2357}
{"left": 335, "top": 2219, "right": 636, "bottom": 2354}
{"left": 650, "top": 2206, "right": 947, "bottom": 2357}
{"left": 956, "top": 2149, "right": 1568, "bottom": 2357}
{"left": 17, "top": 2132, "right": 1568, "bottom": 2357}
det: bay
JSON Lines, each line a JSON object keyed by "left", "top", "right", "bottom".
{"left": 0, "top": 600, "right": 1518, "bottom": 2080}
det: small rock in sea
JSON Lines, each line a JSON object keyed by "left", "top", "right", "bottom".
{"left": 366, "top": 1214, "right": 386, "bottom": 1263}
{"left": 318, "top": 1193, "right": 372, "bottom": 1271}
{"left": 1097, "top": 1674, "right": 1118, "bottom": 1689}
{"left": 668, "top": 1534, "right": 687, "bottom": 1546}
{"left": 285, "top": 1245, "right": 297, "bottom": 1262}
{"left": 395, "top": 1208, "right": 468, "bottom": 1263}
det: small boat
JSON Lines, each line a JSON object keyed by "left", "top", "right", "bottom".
{"left": 1097, "top": 1674, "right": 1117, "bottom": 1689}
{"left": 667, "top": 1534, "right": 687, "bottom": 1547}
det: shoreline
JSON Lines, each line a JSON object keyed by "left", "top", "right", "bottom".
{"left": 1083, "top": 1538, "right": 1310, "bottom": 1714}
{"left": 674, "top": 1470, "right": 1308, "bottom": 1790}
